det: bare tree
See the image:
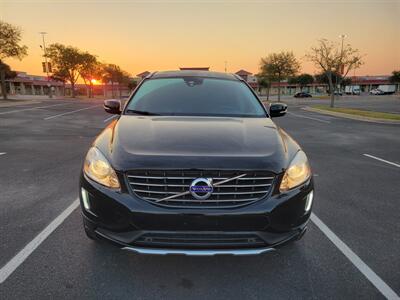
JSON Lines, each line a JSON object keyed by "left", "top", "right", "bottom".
{"left": 306, "top": 39, "right": 363, "bottom": 107}
{"left": 260, "top": 51, "right": 300, "bottom": 101}
{"left": 0, "top": 21, "right": 28, "bottom": 100}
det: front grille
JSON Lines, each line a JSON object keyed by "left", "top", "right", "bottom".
{"left": 126, "top": 170, "right": 275, "bottom": 208}
{"left": 134, "top": 232, "right": 266, "bottom": 249}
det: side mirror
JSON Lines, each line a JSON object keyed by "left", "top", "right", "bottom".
{"left": 104, "top": 99, "right": 121, "bottom": 114}
{"left": 269, "top": 102, "right": 287, "bottom": 117}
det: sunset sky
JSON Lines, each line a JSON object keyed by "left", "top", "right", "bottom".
{"left": 1, "top": 0, "right": 399, "bottom": 77}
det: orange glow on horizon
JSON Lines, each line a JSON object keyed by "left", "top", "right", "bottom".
{"left": 1, "top": 1, "right": 399, "bottom": 77}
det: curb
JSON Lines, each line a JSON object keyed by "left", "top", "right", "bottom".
{"left": 303, "top": 107, "right": 400, "bottom": 125}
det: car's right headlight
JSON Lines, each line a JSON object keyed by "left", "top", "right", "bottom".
{"left": 83, "top": 147, "right": 120, "bottom": 189}
{"left": 280, "top": 151, "right": 311, "bottom": 192}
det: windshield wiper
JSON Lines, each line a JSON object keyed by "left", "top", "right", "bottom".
{"left": 126, "top": 109, "right": 160, "bottom": 116}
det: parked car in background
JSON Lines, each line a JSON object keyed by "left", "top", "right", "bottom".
{"left": 369, "top": 89, "right": 385, "bottom": 95}
{"left": 294, "top": 92, "right": 312, "bottom": 98}
{"left": 333, "top": 90, "right": 343, "bottom": 96}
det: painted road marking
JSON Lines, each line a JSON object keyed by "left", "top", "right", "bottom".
{"left": 311, "top": 213, "right": 399, "bottom": 300}
{"left": 0, "top": 103, "right": 70, "bottom": 115}
{"left": 287, "top": 111, "right": 331, "bottom": 123}
{"left": 44, "top": 105, "right": 100, "bottom": 120}
{"left": 363, "top": 154, "right": 400, "bottom": 168}
{"left": 104, "top": 115, "right": 118, "bottom": 122}
{"left": 0, "top": 199, "right": 79, "bottom": 284}
{"left": 0, "top": 196, "right": 398, "bottom": 300}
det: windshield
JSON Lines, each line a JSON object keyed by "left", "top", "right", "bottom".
{"left": 125, "top": 77, "right": 267, "bottom": 117}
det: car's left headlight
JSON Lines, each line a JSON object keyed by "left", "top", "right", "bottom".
{"left": 280, "top": 151, "right": 311, "bottom": 192}
{"left": 83, "top": 147, "right": 120, "bottom": 189}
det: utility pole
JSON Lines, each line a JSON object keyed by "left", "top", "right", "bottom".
{"left": 224, "top": 61, "right": 227, "bottom": 73}
{"left": 39, "top": 32, "right": 52, "bottom": 98}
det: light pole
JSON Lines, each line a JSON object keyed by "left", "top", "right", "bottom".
{"left": 224, "top": 61, "right": 227, "bottom": 73}
{"left": 39, "top": 32, "right": 52, "bottom": 98}
{"left": 336, "top": 34, "right": 347, "bottom": 97}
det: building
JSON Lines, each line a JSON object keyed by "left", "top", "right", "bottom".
{"left": 0, "top": 71, "right": 133, "bottom": 98}
{"left": 347, "top": 75, "right": 399, "bottom": 92}
{"left": 2, "top": 72, "right": 64, "bottom": 96}
{"left": 235, "top": 70, "right": 399, "bottom": 95}
{"left": 235, "top": 69, "right": 252, "bottom": 81}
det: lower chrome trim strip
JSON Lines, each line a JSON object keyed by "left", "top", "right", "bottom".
{"left": 121, "top": 246, "right": 275, "bottom": 256}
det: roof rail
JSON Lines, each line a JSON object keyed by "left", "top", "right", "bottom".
{"left": 147, "top": 72, "right": 157, "bottom": 79}
{"left": 233, "top": 73, "right": 245, "bottom": 81}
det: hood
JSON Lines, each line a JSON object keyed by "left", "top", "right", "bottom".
{"left": 95, "top": 115, "right": 295, "bottom": 173}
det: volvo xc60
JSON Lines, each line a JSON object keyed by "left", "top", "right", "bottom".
{"left": 80, "top": 70, "right": 314, "bottom": 256}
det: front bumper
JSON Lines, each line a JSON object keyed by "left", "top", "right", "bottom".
{"left": 80, "top": 172, "right": 313, "bottom": 255}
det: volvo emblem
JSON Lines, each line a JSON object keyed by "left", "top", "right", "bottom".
{"left": 189, "top": 178, "right": 213, "bottom": 200}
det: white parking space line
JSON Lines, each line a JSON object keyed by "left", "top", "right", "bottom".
{"left": 287, "top": 111, "right": 331, "bottom": 123}
{"left": 0, "top": 103, "right": 70, "bottom": 115}
{"left": 0, "top": 199, "right": 79, "bottom": 284}
{"left": 311, "top": 213, "right": 400, "bottom": 300}
{"left": 0, "top": 152, "right": 6, "bottom": 156}
{"left": 44, "top": 105, "right": 101, "bottom": 120}
{"left": 363, "top": 154, "right": 400, "bottom": 168}
{"left": 104, "top": 115, "right": 118, "bottom": 122}
{"left": 1, "top": 196, "right": 398, "bottom": 299}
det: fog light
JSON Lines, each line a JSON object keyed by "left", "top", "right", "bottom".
{"left": 81, "top": 188, "right": 90, "bottom": 210}
{"left": 305, "top": 190, "right": 313, "bottom": 212}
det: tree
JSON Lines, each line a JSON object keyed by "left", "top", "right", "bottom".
{"left": 0, "top": 62, "right": 17, "bottom": 96}
{"left": 256, "top": 74, "right": 273, "bottom": 100}
{"left": 50, "top": 69, "right": 69, "bottom": 96}
{"left": 260, "top": 51, "right": 300, "bottom": 101}
{"left": 46, "top": 43, "right": 84, "bottom": 98}
{"left": 101, "top": 64, "right": 130, "bottom": 98}
{"left": 116, "top": 70, "right": 132, "bottom": 97}
{"left": 101, "top": 64, "right": 121, "bottom": 98}
{"left": 78, "top": 53, "right": 101, "bottom": 98}
{"left": 315, "top": 71, "right": 351, "bottom": 93}
{"left": 0, "top": 21, "right": 28, "bottom": 100}
{"left": 306, "top": 39, "right": 363, "bottom": 107}
{"left": 127, "top": 78, "right": 138, "bottom": 91}
{"left": 390, "top": 70, "right": 400, "bottom": 84}
{"left": 289, "top": 73, "right": 314, "bottom": 91}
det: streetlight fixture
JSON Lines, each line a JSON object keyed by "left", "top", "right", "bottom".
{"left": 336, "top": 34, "right": 347, "bottom": 97}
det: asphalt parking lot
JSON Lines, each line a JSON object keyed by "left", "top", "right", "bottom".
{"left": 0, "top": 96, "right": 399, "bottom": 299}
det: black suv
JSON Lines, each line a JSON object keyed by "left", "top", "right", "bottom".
{"left": 80, "top": 70, "right": 314, "bottom": 256}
